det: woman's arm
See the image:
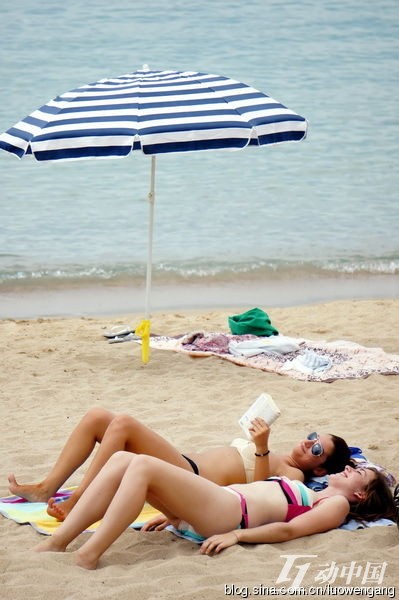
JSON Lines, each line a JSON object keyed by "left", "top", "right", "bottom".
{"left": 250, "top": 419, "right": 273, "bottom": 481}
{"left": 200, "top": 496, "right": 349, "bottom": 555}
{"left": 253, "top": 453, "right": 272, "bottom": 482}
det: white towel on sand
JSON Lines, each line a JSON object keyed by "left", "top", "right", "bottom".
{"left": 281, "top": 349, "right": 332, "bottom": 374}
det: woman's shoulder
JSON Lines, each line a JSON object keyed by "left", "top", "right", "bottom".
{"left": 314, "top": 493, "right": 350, "bottom": 510}
{"left": 278, "top": 464, "right": 305, "bottom": 481}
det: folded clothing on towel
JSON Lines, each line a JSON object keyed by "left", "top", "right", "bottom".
{"left": 229, "top": 335, "right": 301, "bottom": 357}
{"left": 281, "top": 348, "right": 332, "bottom": 374}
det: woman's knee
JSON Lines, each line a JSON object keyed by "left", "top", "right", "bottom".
{"left": 124, "top": 454, "right": 160, "bottom": 483}
{"left": 108, "top": 451, "right": 151, "bottom": 473}
{"left": 108, "top": 450, "right": 135, "bottom": 467}
{"left": 108, "top": 413, "right": 140, "bottom": 436}
{"left": 84, "top": 407, "right": 115, "bottom": 428}
{"left": 100, "top": 450, "right": 136, "bottom": 479}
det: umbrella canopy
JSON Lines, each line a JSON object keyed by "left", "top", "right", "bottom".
{"left": 0, "top": 66, "right": 308, "bottom": 361}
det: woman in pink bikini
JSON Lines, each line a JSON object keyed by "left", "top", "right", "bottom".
{"left": 35, "top": 451, "right": 396, "bottom": 570}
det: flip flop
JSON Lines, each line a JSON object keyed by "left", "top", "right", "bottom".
{"left": 108, "top": 332, "right": 139, "bottom": 344}
{"left": 103, "top": 325, "right": 134, "bottom": 338}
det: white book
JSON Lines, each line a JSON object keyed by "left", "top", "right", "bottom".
{"left": 238, "top": 393, "right": 281, "bottom": 440}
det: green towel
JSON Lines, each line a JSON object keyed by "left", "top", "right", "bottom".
{"left": 228, "top": 307, "right": 279, "bottom": 337}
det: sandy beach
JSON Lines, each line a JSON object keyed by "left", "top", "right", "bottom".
{"left": 1, "top": 298, "right": 398, "bottom": 599}
{"left": 1, "top": 274, "right": 398, "bottom": 319}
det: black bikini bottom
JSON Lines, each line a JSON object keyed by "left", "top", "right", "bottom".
{"left": 182, "top": 454, "right": 199, "bottom": 475}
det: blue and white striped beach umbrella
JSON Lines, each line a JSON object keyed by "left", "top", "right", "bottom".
{"left": 0, "top": 65, "right": 307, "bottom": 361}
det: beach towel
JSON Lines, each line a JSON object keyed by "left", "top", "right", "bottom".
{"left": 140, "top": 332, "right": 399, "bottom": 382}
{"left": 0, "top": 487, "right": 161, "bottom": 535}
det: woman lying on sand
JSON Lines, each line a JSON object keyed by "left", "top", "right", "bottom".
{"left": 9, "top": 408, "right": 351, "bottom": 521}
{"left": 35, "top": 451, "right": 396, "bottom": 570}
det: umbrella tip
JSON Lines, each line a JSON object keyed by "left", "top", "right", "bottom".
{"left": 142, "top": 64, "right": 149, "bottom": 71}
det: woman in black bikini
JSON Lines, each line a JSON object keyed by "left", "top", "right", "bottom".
{"left": 8, "top": 407, "right": 351, "bottom": 520}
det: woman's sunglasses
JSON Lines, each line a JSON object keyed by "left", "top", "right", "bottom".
{"left": 307, "top": 432, "right": 324, "bottom": 457}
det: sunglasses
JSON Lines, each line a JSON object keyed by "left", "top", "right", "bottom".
{"left": 307, "top": 432, "right": 324, "bottom": 457}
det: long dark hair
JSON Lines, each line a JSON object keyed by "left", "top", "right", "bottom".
{"left": 348, "top": 468, "right": 397, "bottom": 522}
{"left": 322, "top": 434, "right": 352, "bottom": 474}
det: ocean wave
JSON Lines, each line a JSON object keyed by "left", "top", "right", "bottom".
{"left": 0, "top": 255, "right": 398, "bottom": 290}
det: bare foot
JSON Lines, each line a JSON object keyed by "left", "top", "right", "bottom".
{"left": 74, "top": 549, "right": 99, "bottom": 570}
{"left": 46, "top": 494, "right": 79, "bottom": 521}
{"left": 8, "top": 474, "right": 51, "bottom": 503}
{"left": 34, "top": 537, "right": 67, "bottom": 553}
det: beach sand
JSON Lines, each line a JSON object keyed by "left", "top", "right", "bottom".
{"left": 1, "top": 298, "right": 398, "bottom": 599}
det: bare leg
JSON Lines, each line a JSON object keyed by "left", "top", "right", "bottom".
{"left": 34, "top": 451, "right": 135, "bottom": 557}
{"left": 47, "top": 414, "right": 191, "bottom": 520}
{"left": 36, "top": 452, "right": 242, "bottom": 570}
{"left": 8, "top": 408, "right": 114, "bottom": 502}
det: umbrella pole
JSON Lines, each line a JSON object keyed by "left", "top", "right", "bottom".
{"left": 145, "top": 155, "right": 156, "bottom": 319}
{"left": 136, "top": 155, "right": 156, "bottom": 364}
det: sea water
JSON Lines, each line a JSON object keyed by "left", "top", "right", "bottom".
{"left": 0, "top": 0, "right": 398, "bottom": 313}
